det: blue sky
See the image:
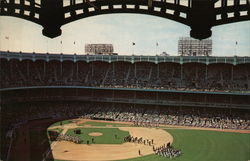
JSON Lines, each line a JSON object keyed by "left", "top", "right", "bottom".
{"left": 0, "top": 14, "right": 249, "bottom": 56}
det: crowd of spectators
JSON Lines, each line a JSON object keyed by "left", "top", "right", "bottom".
{"left": 2, "top": 102, "right": 249, "bottom": 133}
{"left": 83, "top": 104, "right": 250, "bottom": 130}
{"left": 1, "top": 60, "right": 249, "bottom": 92}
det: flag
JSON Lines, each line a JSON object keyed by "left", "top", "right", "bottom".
{"left": 132, "top": 42, "right": 135, "bottom": 46}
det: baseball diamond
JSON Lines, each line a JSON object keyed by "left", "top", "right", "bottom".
{"left": 45, "top": 119, "right": 249, "bottom": 161}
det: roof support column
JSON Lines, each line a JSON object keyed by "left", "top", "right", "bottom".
{"left": 180, "top": 57, "right": 183, "bottom": 87}
{"left": 91, "top": 62, "right": 94, "bottom": 77}
{"left": 205, "top": 65, "right": 208, "bottom": 82}
{"left": 157, "top": 64, "right": 159, "bottom": 79}
{"left": 113, "top": 63, "right": 115, "bottom": 77}
{"left": 135, "top": 63, "right": 137, "bottom": 78}
{"left": 43, "top": 61, "right": 46, "bottom": 79}
{"left": 27, "top": 61, "right": 29, "bottom": 77}
{"left": 231, "top": 65, "right": 234, "bottom": 81}
{"left": 60, "top": 61, "right": 62, "bottom": 78}
{"left": 180, "top": 64, "right": 183, "bottom": 87}
{"left": 76, "top": 62, "right": 78, "bottom": 80}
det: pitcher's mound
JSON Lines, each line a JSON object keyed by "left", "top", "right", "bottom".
{"left": 88, "top": 132, "right": 103, "bottom": 136}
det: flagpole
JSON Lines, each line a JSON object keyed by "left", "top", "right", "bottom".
{"left": 8, "top": 37, "right": 10, "bottom": 52}
{"left": 33, "top": 40, "right": 35, "bottom": 53}
{"left": 5, "top": 36, "right": 10, "bottom": 51}
{"left": 46, "top": 39, "right": 48, "bottom": 53}
{"left": 156, "top": 42, "right": 158, "bottom": 55}
{"left": 234, "top": 41, "right": 237, "bottom": 56}
{"left": 60, "top": 41, "right": 62, "bottom": 54}
{"left": 132, "top": 42, "right": 135, "bottom": 55}
{"left": 234, "top": 41, "right": 236, "bottom": 56}
{"left": 235, "top": 41, "right": 238, "bottom": 55}
{"left": 133, "top": 44, "right": 134, "bottom": 55}
{"left": 155, "top": 42, "right": 157, "bottom": 55}
{"left": 74, "top": 41, "right": 76, "bottom": 54}
{"left": 33, "top": 36, "right": 35, "bottom": 53}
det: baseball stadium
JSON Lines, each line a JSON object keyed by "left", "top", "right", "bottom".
{"left": 0, "top": 52, "right": 250, "bottom": 161}
{"left": 1, "top": 0, "right": 250, "bottom": 160}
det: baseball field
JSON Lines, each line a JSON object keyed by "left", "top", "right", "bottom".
{"left": 47, "top": 119, "right": 250, "bottom": 161}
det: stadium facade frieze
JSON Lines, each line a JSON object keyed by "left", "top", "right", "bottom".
{"left": 1, "top": 51, "right": 250, "bottom": 65}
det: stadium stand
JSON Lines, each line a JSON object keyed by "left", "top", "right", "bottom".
{"left": 0, "top": 52, "right": 250, "bottom": 161}
{"left": 1, "top": 52, "right": 250, "bottom": 92}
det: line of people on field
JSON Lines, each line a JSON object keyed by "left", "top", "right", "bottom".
{"left": 124, "top": 135, "right": 154, "bottom": 146}
{"left": 57, "top": 134, "right": 81, "bottom": 144}
{"left": 153, "top": 143, "right": 182, "bottom": 159}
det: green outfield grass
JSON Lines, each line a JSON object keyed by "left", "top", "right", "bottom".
{"left": 50, "top": 120, "right": 73, "bottom": 127}
{"left": 120, "top": 129, "right": 250, "bottom": 161}
{"left": 66, "top": 128, "right": 129, "bottom": 144}
{"left": 79, "top": 121, "right": 130, "bottom": 127}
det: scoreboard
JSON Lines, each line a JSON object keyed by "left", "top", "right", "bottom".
{"left": 178, "top": 37, "right": 212, "bottom": 56}
{"left": 85, "top": 44, "right": 114, "bottom": 55}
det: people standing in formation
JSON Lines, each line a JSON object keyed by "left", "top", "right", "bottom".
{"left": 57, "top": 134, "right": 81, "bottom": 144}
{"left": 124, "top": 135, "right": 181, "bottom": 158}
{"left": 124, "top": 135, "right": 153, "bottom": 146}
{"left": 153, "top": 143, "right": 182, "bottom": 158}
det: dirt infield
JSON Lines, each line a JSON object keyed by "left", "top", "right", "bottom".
{"left": 88, "top": 132, "right": 103, "bottom": 136}
{"left": 50, "top": 119, "right": 173, "bottom": 161}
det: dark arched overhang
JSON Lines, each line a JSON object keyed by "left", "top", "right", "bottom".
{"left": 1, "top": 0, "right": 249, "bottom": 39}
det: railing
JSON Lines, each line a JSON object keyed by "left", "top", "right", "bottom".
{"left": 1, "top": 85, "right": 250, "bottom": 95}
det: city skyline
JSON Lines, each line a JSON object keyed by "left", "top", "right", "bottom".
{"left": 0, "top": 14, "right": 249, "bottom": 56}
